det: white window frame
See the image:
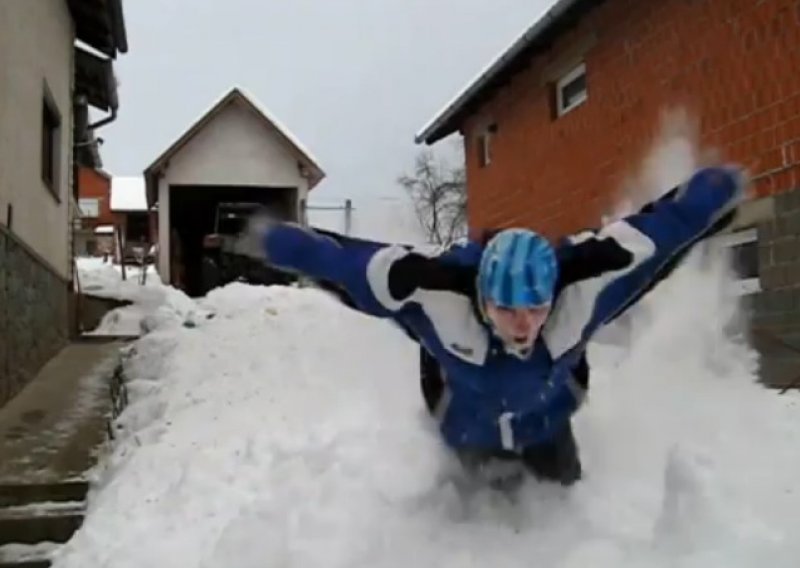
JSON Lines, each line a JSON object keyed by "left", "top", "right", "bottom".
{"left": 475, "top": 123, "right": 496, "bottom": 168}
{"left": 556, "top": 62, "right": 587, "bottom": 117}
{"left": 79, "top": 197, "right": 100, "bottom": 218}
{"left": 478, "top": 132, "right": 491, "bottom": 167}
{"left": 711, "top": 228, "right": 761, "bottom": 296}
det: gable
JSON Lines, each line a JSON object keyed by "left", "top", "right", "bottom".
{"left": 163, "top": 99, "right": 306, "bottom": 188}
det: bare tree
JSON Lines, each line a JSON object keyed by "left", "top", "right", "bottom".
{"left": 398, "top": 148, "right": 467, "bottom": 246}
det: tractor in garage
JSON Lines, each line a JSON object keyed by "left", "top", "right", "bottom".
{"left": 200, "top": 201, "right": 293, "bottom": 294}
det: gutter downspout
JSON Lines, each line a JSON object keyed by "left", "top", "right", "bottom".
{"left": 89, "top": 59, "right": 120, "bottom": 130}
{"left": 89, "top": 106, "right": 117, "bottom": 131}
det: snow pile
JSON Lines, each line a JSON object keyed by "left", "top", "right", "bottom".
{"left": 76, "top": 257, "right": 161, "bottom": 298}
{"left": 76, "top": 257, "right": 201, "bottom": 336}
{"left": 53, "top": 120, "right": 800, "bottom": 566}
{"left": 53, "top": 265, "right": 800, "bottom": 567}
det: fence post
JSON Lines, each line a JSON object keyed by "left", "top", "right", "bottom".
{"left": 299, "top": 198, "right": 308, "bottom": 227}
{"left": 344, "top": 199, "right": 353, "bottom": 235}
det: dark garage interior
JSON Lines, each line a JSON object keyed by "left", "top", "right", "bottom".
{"left": 169, "top": 184, "right": 297, "bottom": 297}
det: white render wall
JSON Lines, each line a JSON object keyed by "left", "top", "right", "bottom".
{"left": 157, "top": 100, "right": 310, "bottom": 279}
{"left": 0, "top": 0, "right": 74, "bottom": 279}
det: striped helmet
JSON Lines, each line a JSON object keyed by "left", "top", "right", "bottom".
{"left": 478, "top": 228, "right": 558, "bottom": 308}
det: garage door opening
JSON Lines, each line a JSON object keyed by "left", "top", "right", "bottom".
{"left": 169, "top": 185, "right": 297, "bottom": 297}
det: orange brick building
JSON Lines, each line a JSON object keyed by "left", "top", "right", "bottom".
{"left": 75, "top": 167, "right": 155, "bottom": 260}
{"left": 418, "top": 0, "right": 800, "bottom": 237}
{"left": 77, "top": 167, "right": 115, "bottom": 227}
{"left": 417, "top": 0, "right": 800, "bottom": 384}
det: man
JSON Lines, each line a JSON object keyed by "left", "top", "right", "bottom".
{"left": 246, "top": 164, "right": 747, "bottom": 489}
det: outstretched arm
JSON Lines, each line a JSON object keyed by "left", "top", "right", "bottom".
{"left": 258, "top": 222, "right": 476, "bottom": 318}
{"left": 544, "top": 164, "right": 747, "bottom": 359}
{"left": 500, "top": 166, "right": 748, "bottom": 450}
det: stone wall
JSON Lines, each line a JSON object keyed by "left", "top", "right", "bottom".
{"left": 752, "top": 188, "right": 800, "bottom": 334}
{"left": 741, "top": 187, "right": 800, "bottom": 390}
{"left": 0, "top": 226, "right": 69, "bottom": 407}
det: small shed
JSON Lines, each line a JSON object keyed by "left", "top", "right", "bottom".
{"left": 143, "top": 87, "right": 325, "bottom": 295}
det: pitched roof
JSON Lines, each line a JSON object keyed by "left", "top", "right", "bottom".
{"left": 144, "top": 86, "right": 326, "bottom": 204}
{"left": 415, "top": 0, "right": 601, "bottom": 145}
{"left": 111, "top": 176, "right": 147, "bottom": 212}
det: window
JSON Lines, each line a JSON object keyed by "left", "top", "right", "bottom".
{"left": 41, "top": 85, "right": 61, "bottom": 199}
{"left": 713, "top": 228, "right": 761, "bottom": 295}
{"left": 79, "top": 198, "right": 100, "bottom": 218}
{"left": 555, "top": 62, "right": 588, "bottom": 116}
{"left": 476, "top": 123, "right": 497, "bottom": 168}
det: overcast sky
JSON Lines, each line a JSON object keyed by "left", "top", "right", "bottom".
{"left": 100, "top": 0, "right": 557, "bottom": 200}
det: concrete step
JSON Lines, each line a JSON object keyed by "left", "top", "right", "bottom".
{"left": 0, "top": 340, "right": 124, "bottom": 568}
{"left": 0, "top": 482, "right": 88, "bottom": 509}
{"left": 0, "top": 500, "right": 85, "bottom": 546}
{"left": 0, "top": 561, "right": 51, "bottom": 568}
{"left": 0, "top": 542, "right": 58, "bottom": 568}
{"left": 0, "top": 484, "right": 88, "bottom": 567}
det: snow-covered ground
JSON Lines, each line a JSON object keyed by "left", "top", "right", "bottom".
{"left": 56, "top": 248, "right": 800, "bottom": 567}
{"left": 76, "top": 257, "right": 202, "bottom": 336}
{"left": 57, "top": 130, "right": 800, "bottom": 566}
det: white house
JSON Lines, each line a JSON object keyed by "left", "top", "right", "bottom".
{"left": 143, "top": 87, "right": 325, "bottom": 296}
{"left": 0, "top": 0, "right": 127, "bottom": 407}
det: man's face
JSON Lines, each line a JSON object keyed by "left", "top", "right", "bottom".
{"left": 484, "top": 301, "right": 551, "bottom": 353}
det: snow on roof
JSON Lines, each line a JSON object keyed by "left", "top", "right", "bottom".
{"left": 94, "top": 225, "right": 114, "bottom": 234}
{"left": 111, "top": 176, "right": 147, "bottom": 211}
{"left": 143, "top": 86, "right": 325, "bottom": 195}
{"left": 234, "top": 85, "right": 323, "bottom": 172}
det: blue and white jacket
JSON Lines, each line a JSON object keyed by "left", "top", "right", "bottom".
{"left": 260, "top": 166, "right": 746, "bottom": 452}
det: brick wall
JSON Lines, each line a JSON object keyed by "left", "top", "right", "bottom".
{"left": 77, "top": 168, "right": 114, "bottom": 228}
{"left": 0, "top": 225, "right": 68, "bottom": 407}
{"left": 464, "top": 0, "right": 800, "bottom": 238}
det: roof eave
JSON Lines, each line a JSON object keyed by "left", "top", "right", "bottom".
{"left": 144, "top": 87, "right": 326, "bottom": 200}
{"left": 67, "top": 0, "right": 128, "bottom": 59}
{"left": 306, "top": 167, "right": 326, "bottom": 191}
{"left": 414, "top": 0, "right": 594, "bottom": 145}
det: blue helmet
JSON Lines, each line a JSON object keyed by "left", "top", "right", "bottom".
{"left": 478, "top": 228, "right": 558, "bottom": 308}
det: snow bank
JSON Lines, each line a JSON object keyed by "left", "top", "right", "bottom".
{"left": 76, "top": 257, "right": 201, "bottom": 336}
{"left": 77, "top": 258, "right": 156, "bottom": 295}
{"left": 54, "top": 119, "right": 800, "bottom": 567}
{"left": 53, "top": 265, "right": 800, "bottom": 568}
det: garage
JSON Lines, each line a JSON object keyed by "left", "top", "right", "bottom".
{"left": 169, "top": 184, "right": 298, "bottom": 296}
{"left": 143, "top": 87, "right": 325, "bottom": 296}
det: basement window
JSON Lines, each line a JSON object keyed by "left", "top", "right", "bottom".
{"left": 713, "top": 228, "right": 761, "bottom": 295}
{"left": 556, "top": 62, "right": 588, "bottom": 117}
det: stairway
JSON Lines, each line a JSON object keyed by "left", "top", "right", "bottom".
{"left": 0, "top": 339, "right": 133, "bottom": 568}
{"left": 0, "top": 481, "right": 88, "bottom": 567}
